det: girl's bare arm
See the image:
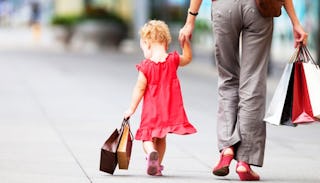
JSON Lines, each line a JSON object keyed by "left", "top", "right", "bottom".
{"left": 179, "top": 39, "right": 192, "bottom": 66}
{"left": 124, "top": 71, "right": 147, "bottom": 118}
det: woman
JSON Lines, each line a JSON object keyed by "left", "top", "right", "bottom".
{"left": 179, "top": 0, "right": 308, "bottom": 181}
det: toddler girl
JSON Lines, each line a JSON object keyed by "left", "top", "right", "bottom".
{"left": 124, "top": 20, "right": 197, "bottom": 176}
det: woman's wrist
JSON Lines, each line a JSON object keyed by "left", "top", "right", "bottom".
{"left": 186, "top": 13, "right": 196, "bottom": 25}
{"left": 188, "top": 9, "right": 198, "bottom": 16}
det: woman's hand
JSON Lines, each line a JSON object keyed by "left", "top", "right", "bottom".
{"left": 292, "top": 24, "right": 308, "bottom": 48}
{"left": 179, "top": 23, "right": 194, "bottom": 48}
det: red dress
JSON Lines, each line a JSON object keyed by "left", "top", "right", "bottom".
{"left": 135, "top": 51, "right": 197, "bottom": 141}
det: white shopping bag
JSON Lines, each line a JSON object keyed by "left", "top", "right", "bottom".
{"left": 264, "top": 63, "right": 294, "bottom": 125}
{"left": 302, "top": 63, "right": 320, "bottom": 120}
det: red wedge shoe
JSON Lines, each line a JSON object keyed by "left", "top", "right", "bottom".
{"left": 236, "top": 161, "right": 260, "bottom": 181}
{"left": 212, "top": 147, "right": 234, "bottom": 176}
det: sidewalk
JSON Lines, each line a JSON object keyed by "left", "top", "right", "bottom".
{"left": 0, "top": 28, "right": 319, "bottom": 183}
{"left": 0, "top": 26, "right": 54, "bottom": 50}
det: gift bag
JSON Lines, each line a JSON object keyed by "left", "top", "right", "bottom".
{"left": 99, "top": 128, "right": 121, "bottom": 174}
{"left": 264, "top": 63, "right": 294, "bottom": 125}
{"left": 300, "top": 46, "right": 320, "bottom": 120}
{"left": 117, "top": 119, "right": 133, "bottom": 169}
{"left": 303, "top": 63, "right": 320, "bottom": 119}
{"left": 291, "top": 62, "right": 316, "bottom": 124}
{"left": 280, "top": 63, "right": 296, "bottom": 127}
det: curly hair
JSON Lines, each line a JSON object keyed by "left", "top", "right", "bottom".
{"left": 139, "top": 20, "right": 172, "bottom": 46}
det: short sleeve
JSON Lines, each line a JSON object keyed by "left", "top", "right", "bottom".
{"left": 171, "top": 51, "right": 180, "bottom": 69}
{"left": 136, "top": 60, "right": 148, "bottom": 76}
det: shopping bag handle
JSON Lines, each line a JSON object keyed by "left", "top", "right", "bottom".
{"left": 289, "top": 47, "right": 300, "bottom": 63}
{"left": 289, "top": 44, "right": 320, "bottom": 69}
{"left": 120, "top": 118, "right": 134, "bottom": 139}
{"left": 300, "top": 45, "right": 320, "bottom": 68}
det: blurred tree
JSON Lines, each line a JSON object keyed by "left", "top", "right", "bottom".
{"left": 84, "top": 0, "right": 91, "bottom": 6}
{"left": 149, "top": 0, "right": 188, "bottom": 23}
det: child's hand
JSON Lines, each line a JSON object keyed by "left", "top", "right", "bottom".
{"left": 182, "top": 37, "right": 191, "bottom": 48}
{"left": 179, "top": 36, "right": 192, "bottom": 66}
{"left": 124, "top": 109, "right": 134, "bottom": 120}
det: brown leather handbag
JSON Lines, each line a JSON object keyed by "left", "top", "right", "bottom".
{"left": 255, "top": 0, "right": 284, "bottom": 17}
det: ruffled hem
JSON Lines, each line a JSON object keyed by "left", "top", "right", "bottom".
{"left": 135, "top": 123, "right": 197, "bottom": 141}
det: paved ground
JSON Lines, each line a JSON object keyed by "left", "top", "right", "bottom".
{"left": 0, "top": 27, "right": 319, "bottom": 183}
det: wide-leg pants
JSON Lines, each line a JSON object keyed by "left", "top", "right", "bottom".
{"left": 211, "top": 0, "right": 273, "bottom": 167}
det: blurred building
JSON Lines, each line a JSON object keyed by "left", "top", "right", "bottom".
{"left": 50, "top": 0, "right": 319, "bottom": 61}
{"left": 54, "top": 0, "right": 83, "bottom": 16}
{"left": 3, "top": 0, "right": 317, "bottom": 60}
{"left": 53, "top": 0, "right": 132, "bottom": 21}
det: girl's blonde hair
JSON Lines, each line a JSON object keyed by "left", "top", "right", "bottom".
{"left": 139, "top": 20, "right": 172, "bottom": 46}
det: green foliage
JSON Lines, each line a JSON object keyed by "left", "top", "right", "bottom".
{"left": 51, "top": 15, "right": 82, "bottom": 26}
{"left": 51, "top": 7, "right": 128, "bottom": 30}
{"left": 195, "top": 19, "right": 211, "bottom": 33}
{"left": 83, "top": 7, "right": 127, "bottom": 26}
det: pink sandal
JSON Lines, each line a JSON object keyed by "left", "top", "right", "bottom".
{"left": 146, "top": 151, "right": 160, "bottom": 176}
{"left": 155, "top": 165, "right": 164, "bottom": 176}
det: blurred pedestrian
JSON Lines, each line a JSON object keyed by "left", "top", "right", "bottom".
{"left": 124, "top": 20, "right": 197, "bottom": 176}
{"left": 0, "top": 0, "right": 13, "bottom": 26}
{"left": 29, "top": 0, "right": 41, "bottom": 41}
{"left": 179, "top": 0, "right": 308, "bottom": 181}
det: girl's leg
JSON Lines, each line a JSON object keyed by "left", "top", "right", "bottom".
{"left": 143, "top": 140, "right": 156, "bottom": 154}
{"left": 154, "top": 137, "right": 166, "bottom": 165}
{"left": 143, "top": 140, "right": 160, "bottom": 176}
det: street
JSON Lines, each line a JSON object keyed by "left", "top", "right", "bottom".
{"left": 0, "top": 48, "right": 319, "bottom": 183}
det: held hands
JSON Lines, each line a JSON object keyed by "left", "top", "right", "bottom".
{"left": 179, "top": 22, "right": 194, "bottom": 48}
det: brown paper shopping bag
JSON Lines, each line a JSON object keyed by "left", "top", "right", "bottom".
{"left": 117, "top": 119, "right": 133, "bottom": 169}
{"left": 99, "top": 128, "right": 121, "bottom": 174}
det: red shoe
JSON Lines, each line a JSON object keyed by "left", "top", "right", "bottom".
{"left": 236, "top": 161, "right": 260, "bottom": 181}
{"left": 212, "top": 147, "right": 234, "bottom": 176}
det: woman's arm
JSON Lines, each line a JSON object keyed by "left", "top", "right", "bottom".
{"left": 284, "top": 0, "right": 308, "bottom": 47}
{"left": 179, "top": 0, "right": 203, "bottom": 46}
{"left": 124, "top": 71, "right": 147, "bottom": 119}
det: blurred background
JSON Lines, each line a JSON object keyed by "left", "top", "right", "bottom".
{"left": 0, "top": 2, "right": 319, "bottom": 181}
{"left": 0, "top": 0, "right": 319, "bottom": 72}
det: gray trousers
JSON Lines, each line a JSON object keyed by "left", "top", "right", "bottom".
{"left": 211, "top": 0, "right": 273, "bottom": 167}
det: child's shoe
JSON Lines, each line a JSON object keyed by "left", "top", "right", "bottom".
{"left": 155, "top": 165, "right": 164, "bottom": 176}
{"left": 146, "top": 151, "right": 159, "bottom": 176}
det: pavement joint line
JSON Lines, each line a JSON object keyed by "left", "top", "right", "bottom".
{"left": 23, "top": 78, "right": 93, "bottom": 183}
